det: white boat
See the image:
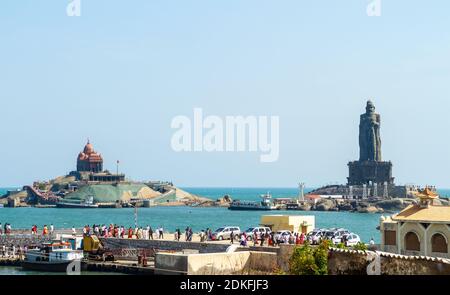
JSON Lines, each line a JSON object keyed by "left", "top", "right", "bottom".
{"left": 56, "top": 196, "right": 98, "bottom": 208}
{"left": 228, "top": 193, "right": 277, "bottom": 211}
{"left": 22, "top": 240, "right": 84, "bottom": 272}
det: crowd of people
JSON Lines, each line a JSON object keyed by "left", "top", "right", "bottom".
{"left": 30, "top": 224, "right": 54, "bottom": 236}
{"left": 1, "top": 222, "right": 309, "bottom": 249}
{"left": 80, "top": 224, "right": 166, "bottom": 240}
{"left": 234, "top": 231, "right": 307, "bottom": 247}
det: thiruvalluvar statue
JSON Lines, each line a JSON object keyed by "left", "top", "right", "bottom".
{"left": 359, "top": 100, "right": 382, "bottom": 161}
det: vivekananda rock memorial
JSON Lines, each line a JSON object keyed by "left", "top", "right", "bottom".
{"left": 64, "top": 140, "right": 176, "bottom": 206}
{"left": 76, "top": 140, "right": 104, "bottom": 173}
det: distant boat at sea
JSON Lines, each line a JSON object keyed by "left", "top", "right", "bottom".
{"left": 228, "top": 193, "right": 277, "bottom": 211}
{"left": 56, "top": 196, "right": 98, "bottom": 209}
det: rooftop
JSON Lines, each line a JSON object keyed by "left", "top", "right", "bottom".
{"left": 392, "top": 204, "right": 450, "bottom": 223}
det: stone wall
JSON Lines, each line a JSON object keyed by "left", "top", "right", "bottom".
{"left": 328, "top": 248, "right": 450, "bottom": 275}
{"left": 0, "top": 235, "right": 51, "bottom": 247}
{"left": 100, "top": 238, "right": 232, "bottom": 254}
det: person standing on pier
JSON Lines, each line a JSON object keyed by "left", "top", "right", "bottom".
{"left": 72, "top": 226, "right": 76, "bottom": 236}
{"left": 230, "top": 230, "right": 235, "bottom": 244}
{"left": 240, "top": 233, "right": 247, "bottom": 246}
{"left": 127, "top": 227, "right": 133, "bottom": 239}
{"left": 199, "top": 230, "right": 206, "bottom": 242}
{"left": 260, "top": 232, "right": 266, "bottom": 247}
{"left": 0, "top": 223, "right": 2, "bottom": 235}
{"left": 208, "top": 228, "right": 213, "bottom": 241}
{"left": 50, "top": 224, "right": 54, "bottom": 236}
{"left": 187, "top": 227, "right": 192, "bottom": 241}
{"left": 42, "top": 225, "right": 48, "bottom": 236}
{"left": 252, "top": 231, "right": 258, "bottom": 246}
{"left": 149, "top": 226, "right": 154, "bottom": 240}
{"left": 184, "top": 227, "right": 189, "bottom": 241}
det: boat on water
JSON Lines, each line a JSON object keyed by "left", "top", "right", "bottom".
{"left": 56, "top": 196, "right": 99, "bottom": 208}
{"left": 22, "top": 240, "right": 84, "bottom": 272}
{"left": 228, "top": 193, "right": 278, "bottom": 211}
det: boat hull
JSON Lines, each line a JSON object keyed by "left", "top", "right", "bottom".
{"left": 228, "top": 206, "right": 275, "bottom": 211}
{"left": 21, "top": 260, "right": 86, "bottom": 272}
{"left": 56, "top": 203, "right": 98, "bottom": 209}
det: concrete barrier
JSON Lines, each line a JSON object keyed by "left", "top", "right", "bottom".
{"left": 155, "top": 251, "right": 278, "bottom": 275}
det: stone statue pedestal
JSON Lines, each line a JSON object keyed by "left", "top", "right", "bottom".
{"left": 347, "top": 160, "right": 394, "bottom": 185}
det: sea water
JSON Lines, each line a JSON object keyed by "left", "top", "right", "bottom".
{"left": 1, "top": 187, "right": 450, "bottom": 245}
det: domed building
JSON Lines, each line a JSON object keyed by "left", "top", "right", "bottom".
{"left": 77, "top": 140, "right": 103, "bottom": 173}
{"left": 69, "top": 140, "right": 125, "bottom": 183}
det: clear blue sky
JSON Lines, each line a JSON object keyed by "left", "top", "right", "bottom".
{"left": 1, "top": 0, "right": 450, "bottom": 188}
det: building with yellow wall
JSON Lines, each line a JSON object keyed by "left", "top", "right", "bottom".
{"left": 260, "top": 215, "right": 315, "bottom": 233}
{"left": 380, "top": 188, "right": 450, "bottom": 258}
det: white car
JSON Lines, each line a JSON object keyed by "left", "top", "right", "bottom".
{"left": 307, "top": 230, "right": 324, "bottom": 245}
{"left": 342, "top": 233, "right": 361, "bottom": 246}
{"left": 331, "top": 230, "right": 350, "bottom": 245}
{"left": 244, "top": 227, "right": 271, "bottom": 241}
{"left": 212, "top": 226, "right": 241, "bottom": 241}
{"left": 274, "top": 230, "right": 292, "bottom": 243}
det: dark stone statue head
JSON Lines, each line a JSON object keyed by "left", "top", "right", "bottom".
{"left": 366, "top": 100, "right": 375, "bottom": 114}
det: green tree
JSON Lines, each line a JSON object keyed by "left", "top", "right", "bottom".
{"left": 289, "top": 240, "right": 329, "bottom": 275}
{"left": 352, "top": 242, "right": 368, "bottom": 251}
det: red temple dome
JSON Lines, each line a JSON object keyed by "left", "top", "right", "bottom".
{"left": 77, "top": 140, "right": 103, "bottom": 173}
{"left": 83, "top": 141, "right": 95, "bottom": 155}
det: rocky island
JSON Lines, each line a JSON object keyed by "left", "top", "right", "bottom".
{"left": 0, "top": 140, "right": 224, "bottom": 208}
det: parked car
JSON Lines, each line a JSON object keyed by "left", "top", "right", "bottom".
{"left": 307, "top": 229, "right": 325, "bottom": 245}
{"left": 342, "top": 233, "right": 361, "bottom": 246}
{"left": 243, "top": 227, "right": 272, "bottom": 240}
{"left": 324, "top": 228, "right": 338, "bottom": 240}
{"left": 331, "top": 229, "right": 351, "bottom": 244}
{"left": 274, "top": 230, "right": 292, "bottom": 243}
{"left": 211, "top": 226, "right": 241, "bottom": 241}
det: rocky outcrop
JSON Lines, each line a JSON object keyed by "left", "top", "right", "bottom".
{"left": 315, "top": 199, "right": 336, "bottom": 211}
{"left": 357, "top": 205, "right": 382, "bottom": 213}
{"left": 338, "top": 202, "right": 354, "bottom": 211}
{"left": 298, "top": 203, "right": 311, "bottom": 211}
{"left": 375, "top": 199, "right": 406, "bottom": 212}
{"left": 355, "top": 201, "right": 381, "bottom": 213}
